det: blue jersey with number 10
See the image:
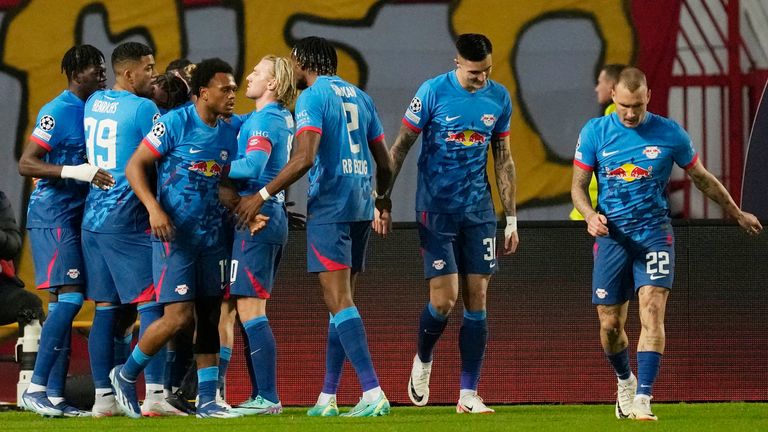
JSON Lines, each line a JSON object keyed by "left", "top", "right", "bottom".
{"left": 295, "top": 75, "right": 385, "bottom": 224}
{"left": 82, "top": 90, "right": 160, "bottom": 233}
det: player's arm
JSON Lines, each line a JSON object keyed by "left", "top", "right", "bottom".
{"left": 491, "top": 135, "right": 519, "bottom": 255}
{"left": 18, "top": 139, "right": 114, "bottom": 189}
{"left": 387, "top": 124, "right": 419, "bottom": 197}
{"left": 572, "top": 164, "right": 609, "bottom": 237}
{"left": 685, "top": 160, "right": 762, "bottom": 235}
{"left": 234, "top": 130, "right": 319, "bottom": 230}
{"left": 219, "top": 136, "right": 272, "bottom": 211}
{"left": 369, "top": 135, "right": 393, "bottom": 237}
{"left": 126, "top": 144, "right": 175, "bottom": 241}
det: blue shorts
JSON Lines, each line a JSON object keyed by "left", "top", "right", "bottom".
{"left": 82, "top": 230, "right": 154, "bottom": 304}
{"left": 306, "top": 221, "right": 370, "bottom": 273}
{"left": 229, "top": 231, "right": 284, "bottom": 299}
{"left": 592, "top": 228, "right": 675, "bottom": 305}
{"left": 417, "top": 209, "right": 498, "bottom": 279}
{"left": 153, "top": 240, "right": 230, "bottom": 303}
{"left": 28, "top": 227, "right": 85, "bottom": 289}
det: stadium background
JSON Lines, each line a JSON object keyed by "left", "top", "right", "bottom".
{"left": 0, "top": 0, "right": 766, "bottom": 405}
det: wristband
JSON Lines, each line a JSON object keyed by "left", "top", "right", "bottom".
{"left": 505, "top": 216, "right": 517, "bottom": 238}
{"left": 259, "top": 187, "right": 271, "bottom": 201}
{"left": 61, "top": 163, "right": 99, "bottom": 183}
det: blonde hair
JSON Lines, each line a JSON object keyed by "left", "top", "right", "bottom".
{"left": 262, "top": 55, "right": 298, "bottom": 106}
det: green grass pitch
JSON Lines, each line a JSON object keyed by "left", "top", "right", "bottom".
{"left": 2, "top": 403, "right": 766, "bottom": 432}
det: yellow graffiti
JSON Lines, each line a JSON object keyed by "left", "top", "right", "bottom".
{"left": 453, "top": 0, "right": 634, "bottom": 209}
{"left": 3, "top": 0, "right": 181, "bottom": 311}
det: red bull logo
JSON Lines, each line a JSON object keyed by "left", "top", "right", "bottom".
{"left": 189, "top": 160, "right": 223, "bottom": 177}
{"left": 605, "top": 163, "right": 653, "bottom": 182}
{"left": 445, "top": 130, "right": 486, "bottom": 146}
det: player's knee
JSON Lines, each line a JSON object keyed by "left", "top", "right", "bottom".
{"left": 165, "top": 306, "right": 194, "bottom": 333}
{"left": 600, "top": 318, "right": 623, "bottom": 338}
{"left": 431, "top": 298, "right": 455, "bottom": 316}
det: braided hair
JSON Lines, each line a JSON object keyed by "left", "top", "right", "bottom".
{"left": 291, "top": 36, "right": 337, "bottom": 76}
{"left": 153, "top": 72, "right": 190, "bottom": 109}
{"left": 61, "top": 45, "right": 105, "bottom": 81}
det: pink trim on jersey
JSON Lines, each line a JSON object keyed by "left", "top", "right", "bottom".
{"left": 155, "top": 266, "right": 167, "bottom": 301}
{"left": 311, "top": 244, "right": 348, "bottom": 271}
{"left": 369, "top": 133, "right": 385, "bottom": 144}
{"left": 241, "top": 239, "right": 246, "bottom": 252}
{"left": 493, "top": 131, "right": 510, "bottom": 138}
{"left": 573, "top": 160, "right": 593, "bottom": 171}
{"left": 593, "top": 242, "right": 599, "bottom": 257}
{"left": 57, "top": 227, "right": 62, "bottom": 240}
{"left": 37, "top": 248, "right": 59, "bottom": 290}
{"left": 245, "top": 268, "right": 270, "bottom": 299}
{"left": 420, "top": 211, "right": 428, "bottom": 227}
{"left": 142, "top": 138, "right": 162, "bottom": 158}
{"left": 246, "top": 135, "right": 272, "bottom": 154}
{"left": 402, "top": 118, "right": 421, "bottom": 133}
{"left": 131, "top": 284, "right": 156, "bottom": 304}
{"left": 223, "top": 283, "right": 231, "bottom": 301}
{"left": 683, "top": 153, "right": 699, "bottom": 170}
{"left": 297, "top": 126, "right": 322, "bottom": 138}
{"left": 29, "top": 135, "right": 52, "bottom": 151}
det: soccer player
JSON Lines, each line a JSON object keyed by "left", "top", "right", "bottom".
{"left": 569, "top": 64, "right": 626, "bottom": 220}
{"left": 571, "top": 67, "right": 763, "bottom": 421}
{"left": 17, "top": 44, "right": 112, "bottom": 418}
{"left": 387, "top": 33, "right": 518, "bottom": 414}
{"left": 82, "top": 41, "right": 184, "bottom": 417}
{"left": 114, "top": 58, "right": 242, "bottom": 419}
{"left": 234, "top": 36, "right": 393, "bottom": 417}
{"left": 216, "top": 55, "right": 297, "bottom": 415}
{"left": 152, "top": 71, "right": 192, "bottom": 114}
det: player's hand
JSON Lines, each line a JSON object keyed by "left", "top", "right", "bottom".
{"left": 234, "top": 193, "right": 265, "bottom": 229}
{"left": 218, "top": 183, "right": 240, "bottom": 211}
{"left": 737, "top": 211, "right": 763, "bottom": 236}
{"left": 503, "top": 230, "right": 519, "bottom": 255}
{"left": 149, "top": 205, "right": 175, "bottom": 242}
{"left": 248, "top": 214, "right": 270, "bottom": 235}
{"left": 372, "top": 208, "right": 392, "bottom": 237}
{"left": 586, "top": 212, "right": 609, "bottom": 237}
{"left": 92, "top": 168, "right": 115, "bottom": 190}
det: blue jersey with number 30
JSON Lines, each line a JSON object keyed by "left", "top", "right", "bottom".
{"left": 82, "top": 90, "right": 160, "bottom": 233}
{"left": 295, "top": 75, "right": 384, "bottom": 224}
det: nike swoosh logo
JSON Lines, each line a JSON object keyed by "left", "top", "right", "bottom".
{"left": 190, "top": 148, "right": 204, "bottom": 154}
{"left": 649, "top": 274, "right": 666, "bottom": 280}
{"left": 409, "top": 381, "right": 424, "bottom": 403}
{"left": 445, "top": 115, "right": 461, "bottom": 122}
{"left": 489, "top": 263, "right": 496, "bottom": 268}
{"left": 602, "top": 149, "right": 619, "bottom": 157}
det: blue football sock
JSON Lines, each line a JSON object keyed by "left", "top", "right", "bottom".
{"left": 417, "top": 302, "right": 448, "bottom": 363}
{"left": 31, "top": 293, "right": 83, "bottom": 387}
{"left": 239, "top": 322, "right": 258, "bottom": 398}
{"left": 121, "top": 346, "right": 153, "bottom": 382}
{"left": 637, "top": 351, "right": 662, "bottom": 396}
{"left": 138, "top": 303, "right": 165, "bottom": 386}
{"left": 90, "top": 305, "right": 119, "bottom": 389}
{"left": 243, "top": 316, "right": 278, "bottom": 402}
{"left": 114, "top": 332, "right": 133, "bottom": 366}
{"left": 459, "top": 310, "right": 488, "bottom": 391}
{"left": 218, "top": 345, "right": 232, "bottom": 391}
{"left": 334, "top": 306, "right": 379, "bottom": 392}
{"left": 47, "top": 325, "right": 71, "bottom": 398}
{"left": 606, "top": 348, "right": 632, "bottom": 380}
{"left": 322, "top": 313, "right": 346, "bottom": 394}
{"left": 197, "top": 366, "right": 218, "bottom": 405}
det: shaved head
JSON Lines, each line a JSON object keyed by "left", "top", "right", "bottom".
{"left": 616, "top": 67, "right": 647, "bottom": 92}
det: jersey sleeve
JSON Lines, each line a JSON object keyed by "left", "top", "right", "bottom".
{"left": 670, "top": 122, "right": 698, "bottom": 169}
{"left": 573, "top": 120, "right": 597, "bottom": 171}
{"left": 492, "top": 88, "right": 512, "bottom": 138}
{"left": 142, "top": 114, "right": 176, "bottom": 158}
{"left": 29, "top": 104, "right": 69, "bottom": 151}
{"left": 228, "top": 113, "right": 274, "bottom": 180}
{"left": 402, "top": 81, "right": 433, "bottom": 133}
{"left": 295, "top": 87, "right": 324, "bottom": 137}
{"left": 136, "top": 100, "right": 162, "bottom": 136}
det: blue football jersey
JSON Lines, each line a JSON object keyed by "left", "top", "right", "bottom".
{"left": 142, "top": 104, "right": 239, "bottom": 247}
{"left": 403, "top": 71, "right": 512, "bottom": 214}
{"left": 574, "top": 112, "right": 697, "bottom": 236}
{"left": 295, "top": 75, "right": 385, "bottom": 223}
{"left": 82, "top": 90, "right": 160, "bottom": 233}
{"left": 230, "top": 102, "right": 294, "bottom": 200}
{"left": 26, "top": 90, "right": 90, "bottom": 229}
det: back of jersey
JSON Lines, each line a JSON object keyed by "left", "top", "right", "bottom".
{"left": 295, "top": 75, "right": 384, "bottom": 223}
{"left": 82, "top": 90, "right": 159, "bottom": 232}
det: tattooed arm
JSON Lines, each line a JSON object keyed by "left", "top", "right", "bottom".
{"left": 491, "top": 135, "right": 519, "bottom": 254}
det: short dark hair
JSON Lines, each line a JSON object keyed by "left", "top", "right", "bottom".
{"left": 166, "top": 58, "right": 191, "bottom": 73}
{"left": 456, "top": 33, "right": 493, "bottom": 62}
{"left": 189, "top": 58, "right": 233, "bottom": 97}
{"left": 292, "top": 36, "right": 337, "bottom": 76}
{"left": 111, "top": 42, "right": 153, "bottom": 69}
{"left": 61, "top": 45, "right": 104, "bottom": 81}
{"left": 602, "top": 64, "right": 627, "bottom": 82}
